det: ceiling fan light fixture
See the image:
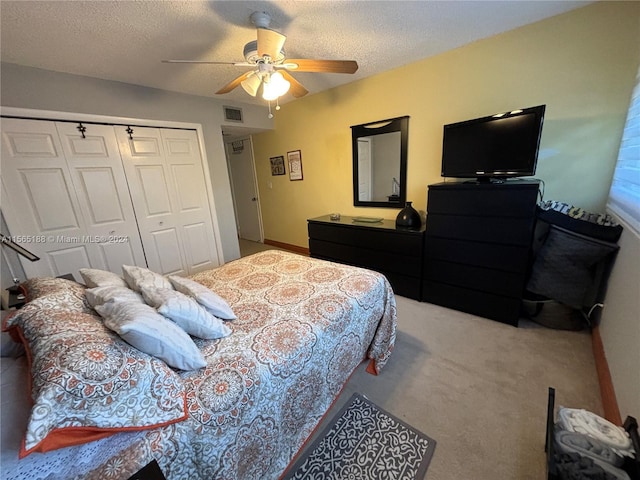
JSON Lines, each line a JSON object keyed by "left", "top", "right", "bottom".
{"left": 262, "top": 71, "right": 290, "bottom": 101}
{"left": 243, "top": 40, "right": 285, "bottom": 64}
{"left": 241, "top": 72, "right": 261, "bottom": 96}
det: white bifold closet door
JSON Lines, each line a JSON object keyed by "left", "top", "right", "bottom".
{"left": 1, "top": 118, "right": 146, "bottom": 280}
{"left": 1, "top": 117, "right": 221, "bottom": 281}
{"left": 115, "top": 126, "right": 219, "bottom": 276}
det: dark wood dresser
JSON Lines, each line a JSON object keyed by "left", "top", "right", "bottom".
{"left": 307, "top": 215, "right": 425, "bottom": 300}
{"left": 421, "top": 180, "right": 540, "bottom": 325}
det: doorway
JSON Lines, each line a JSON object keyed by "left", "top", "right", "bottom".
{"left": 224, "top": 136, "right": 263, "bottom": 243}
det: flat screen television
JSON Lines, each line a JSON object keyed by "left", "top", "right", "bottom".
{"left": 441, "top": 104, "right": 545, "bottom": 182}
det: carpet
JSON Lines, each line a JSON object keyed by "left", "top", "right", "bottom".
{"left": 282, "top": 392, "right": 437, "bottom": 480}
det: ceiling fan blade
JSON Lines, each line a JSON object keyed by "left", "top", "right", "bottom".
{"left": 162, "top": 60, "right": 253, "bottom": 67}
{"left": 216, "top": 71, "right": 254, "bottom": 94}
{"left": 283, "top": 59, "right": 358, "bottom": 74}
{"left": 257, "top": 28, "right": 286, "bottom": 60}
{"left": 280, "top": 71, "right": 308, "bottom": 98}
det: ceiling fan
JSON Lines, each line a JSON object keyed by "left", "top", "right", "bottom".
{"left": 162, "top": 12, "right": 358, "bottom": 114}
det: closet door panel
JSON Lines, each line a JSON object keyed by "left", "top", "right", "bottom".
{"left": 162, "top": 129, "right": 219, "bottom": 273}
{"left": 128, "top": 135, "right": 162, "bottom": 156}
{"left": 49, "top": 246, "right": 92, "bottom": 277}
{"left": 97, "top": 242, "right": 140, "bottom": 273}
{"left": 149, "top": 228, "right": 184, "bottom": 275}
{"left": 172, "top": 164, "right": 201, "bottom": 212}
{"left": 1, "top": 118, "right": 94, "bottom": 279}
{"left": 3, "top": 129, "right": 58, "bottom": 157}
{"left": 183, "top": 222, "right": 213, "bottom": 269}
{"left": 135, "top": 165, "right": 173, "bottom": 216}
{"left": 20, "top": 168, "right": 80, "bottom": 232}
{"left": 56, "top": 122, "right": 147, "bottom": 271}
{"left": 75, "top": 167, "right": 125, "bottom": 224}
{"left": 116, "top": 126, "right": 188, "bottom": 276}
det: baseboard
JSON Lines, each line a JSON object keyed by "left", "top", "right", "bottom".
{"left": 264, "top": 239, "right": 309, "bottom": 256}
{"left": 592, "top": 325, "right": 622, "bottom": 425}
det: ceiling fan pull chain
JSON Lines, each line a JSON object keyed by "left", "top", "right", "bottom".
{"left": 126, "top": 126, "right": 134, "bottom": 140}
{"left": 77, "top": 123, "right": 87, "bottom": 139}
{"left": 267, "top": 101, "right": 274, "bottom": 119}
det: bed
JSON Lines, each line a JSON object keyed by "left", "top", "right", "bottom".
{"left": 1, "top": 250, "right": 397, "bottom": 480}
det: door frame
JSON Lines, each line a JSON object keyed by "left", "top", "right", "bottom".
{"left": 224, "top": 135, "right": 264, "bottom": 243}
{"left": 0, "top": 106, "right": 225, "bottom": 267}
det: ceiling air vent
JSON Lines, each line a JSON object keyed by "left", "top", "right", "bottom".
{"left": 223, "top": 106, "right": 243, "bottom": 123}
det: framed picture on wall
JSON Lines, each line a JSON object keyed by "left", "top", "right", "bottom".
{"left": 270, "top": 156, "right": 285, "bottom": 176}
{"left": 287, "top": 150, "right": 303, "bottom": 181}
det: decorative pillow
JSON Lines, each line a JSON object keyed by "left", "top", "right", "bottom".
{"left": 21, "top": 276, "right": 87, "bottom": 302}
{"left": 6, "top": 308, "right": 187, "bottom": 458}
{"left": 140, "top": 287, "right": 232, "bottom": 340}
{"left": 4, "top": 282, "right": 93, "bottom": 333}
{"left": 95, "top": 300, "right": 206, "bottom": 370}
{"left": 526, "top": 226, "right": 619, "bottom": 308}
{"left": 85, "top": 285, "right": 143, "bottom": 308}
{"left": 168, "top": 275, "right": 236, "bottom": 320}
{"left": 122, "top": 265, "right": 173, "bottom": 292}
{"left": 537, "top": 201, "right": 623, "bottom": 243}
{"left": 79, "top": 268, "right": 128, "bottom": 288}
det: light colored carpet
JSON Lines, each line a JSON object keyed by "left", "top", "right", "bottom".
{"left": 240, "top": 240, "right": 603, "bottom": 479}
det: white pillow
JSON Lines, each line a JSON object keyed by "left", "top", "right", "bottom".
{"left": 122, "top": 265, "right": 172, "bottom": 292}
{"left": 85, "top": 285, "right": 143, "bottom": 308}
{"left": 141, "top": 287, "right": 231, "bottom": 340}
{"left": 79, "top": 268, "right": 128, "bottom": 288}
{"left": 168, "top": 276, "right": 236, "bottom": 320}
{"left": 95, "top": 300, "right": 206, "bottom": 371}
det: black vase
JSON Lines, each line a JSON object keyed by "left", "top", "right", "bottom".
{"left": 396, "top": 201, "right": 421, "bottom": 229}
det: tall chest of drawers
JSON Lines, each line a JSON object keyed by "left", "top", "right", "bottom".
{"left": 421, "top": 181, "right": 540, "bottom": 325}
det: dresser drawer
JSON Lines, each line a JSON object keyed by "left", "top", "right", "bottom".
{"left": 421, "top": 280, "right": 521, "bottom": 326}
{"left": 310, "top": 238, "right": 422, "bottom": 278}
{"left": 427, "top": 184, "right": 538, "bottom": 217}
{"left": 308, "top": 222, "right": 423, "bottom": 252}
{"left": 425, "top": 237, "right": 530, "bottom": 273}
{"left": 423, "top": 259, "right": 526, "bottom": 298}
{"left": 425, "top": 214, "right": 535, "bottom": 246}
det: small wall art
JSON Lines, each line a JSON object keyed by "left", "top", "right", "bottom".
{"left": 270, "top": 156, "right": 285, "bottom": 176}
{"left": 287, "top": 150, "right": 303, "bottom": 181}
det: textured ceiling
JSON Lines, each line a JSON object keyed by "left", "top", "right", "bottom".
{"left": 1, "top": 1, "right": 591, "bottom": 107}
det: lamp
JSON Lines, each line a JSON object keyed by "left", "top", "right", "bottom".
{"left": 262, "top": 72, "right": 290, "bottom": 101}
{"left": 241, "top": 72, "right": 262, "bottom": 97}
{"left": 1, "top": 234, "right": 39, "bottom": 297}
{"left": 1, "top": 234, "right": 39, "bottom": 262}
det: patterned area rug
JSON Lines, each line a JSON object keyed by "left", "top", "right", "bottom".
{"left": 282, "top": 393, "right": 437, "bottom": 480}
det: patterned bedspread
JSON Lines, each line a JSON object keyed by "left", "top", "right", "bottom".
{"left": 5, "top": 250, "right": 396, "bottom": 480}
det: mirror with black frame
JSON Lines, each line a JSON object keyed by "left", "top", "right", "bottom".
{"left": 351, "top": 116, "right": 409, "bottom": 208}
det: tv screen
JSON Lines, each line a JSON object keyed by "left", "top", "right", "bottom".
{"left": 441, "top": 105, "right": 545, "bottom": 181}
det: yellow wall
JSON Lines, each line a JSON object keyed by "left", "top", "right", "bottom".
{"left": 252, "top": 2, "right": 640, "bottom": 248}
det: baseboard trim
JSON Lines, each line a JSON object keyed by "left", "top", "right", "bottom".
{"left": 264, "top": 239, "right": 309, "bottom": 256}
{"left": 592, "top": 325, "right": 622, "bottom": 425}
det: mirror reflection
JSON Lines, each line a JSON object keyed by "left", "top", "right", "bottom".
{"left": 352, "top": 116, "right": 409, "bottom": 208}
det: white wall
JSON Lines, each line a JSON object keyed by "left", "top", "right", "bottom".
{"left": 599, "top": 218, "right": 640, "bottom": 419}
{"left": 0, "top": 62, "right": 273, "bottom": 263}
